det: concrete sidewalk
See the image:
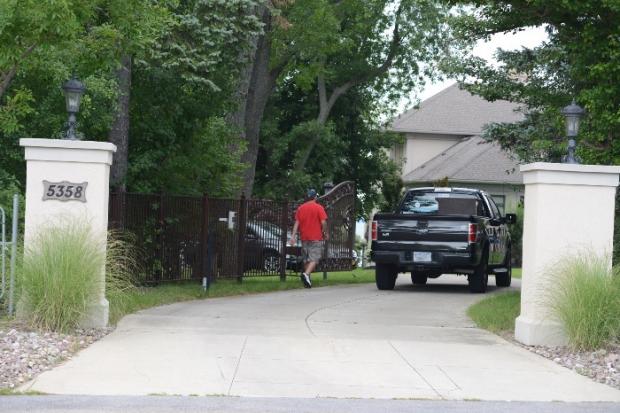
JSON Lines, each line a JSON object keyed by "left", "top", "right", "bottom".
{"left": 21, "top": 275, "right": 620, "bottom": 401}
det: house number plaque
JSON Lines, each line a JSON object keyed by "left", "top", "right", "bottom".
{"left": 42, "top": 180, "right": 88, "bottom": 203}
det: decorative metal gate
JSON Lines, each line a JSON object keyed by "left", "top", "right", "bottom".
{"left": 109, "top": 181, "right": 356, "bottom": 283}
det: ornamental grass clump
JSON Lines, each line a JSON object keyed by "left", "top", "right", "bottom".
{"left": 548, "top": 254, "right": 620, "bottom": 350}
{"left": 20, "top": 221, "right": 105, "bottom": 332}
{"left": 105, "top": 231, "right": 141, "bottom": 324}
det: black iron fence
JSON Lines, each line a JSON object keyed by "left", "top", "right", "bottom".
{"left": 108, "top": 182, "right": 356, "bottom": 283}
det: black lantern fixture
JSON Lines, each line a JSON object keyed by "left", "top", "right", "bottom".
{"left": 561, "top": 100, "right": 585, "bottom": 164}
{"left": 323, "top": 182, "right": 334, "bottom": 195}
{"left": 61, "top": 76, "right": 86, "bottom": 140}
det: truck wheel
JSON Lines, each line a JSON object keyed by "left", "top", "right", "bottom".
{"left": 411, "top": 273, "right": 428, "bottom": 285}
{"left": 376, "top": 264, "right": 397, "bottom": 290}
{"left": 468, "top": 249, "right": 489, "bottom": 293}
{"left": 495, "top": 248, "right": 512, "bottom": 287}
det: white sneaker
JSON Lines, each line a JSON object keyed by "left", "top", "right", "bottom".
{"left": 301, "top": 272, "right": 312, "bottom": 288}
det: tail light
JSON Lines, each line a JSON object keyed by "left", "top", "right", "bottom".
{"left": 468, "top": 223, "right": 477, "bottom": 243}
{"left": 371, "top": 221, "right": 378, "bottom": 240}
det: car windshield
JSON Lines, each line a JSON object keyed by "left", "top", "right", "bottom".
{"left": 400, "top": 191, "right": 483, "bottom": 216}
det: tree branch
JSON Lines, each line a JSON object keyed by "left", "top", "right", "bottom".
{"left": 0, "top": 44, "right": 37, "bottom": 100}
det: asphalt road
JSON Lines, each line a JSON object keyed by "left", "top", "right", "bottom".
{"left": 1, "top": 395, "right": 619, "bottom": 413}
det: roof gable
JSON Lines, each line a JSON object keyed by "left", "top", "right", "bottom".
{"left": 403, "top": 136, "right": 522, "bottom": 185}
{"left": 390, "top": 83, "right": 524, "bottom": 135}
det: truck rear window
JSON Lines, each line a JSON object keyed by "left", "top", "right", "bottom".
{"left": 400, "top": 191, "right": 484, "bottom": 216}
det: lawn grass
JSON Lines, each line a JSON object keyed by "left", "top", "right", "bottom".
{"left": 467, "top": 291, "right": 521, "bottom": 334}
{"left": 109, "top": 269, "right": 375, "bottom": 324}
{"left": 512, "top": 268, "right": 522, "bottom": 278}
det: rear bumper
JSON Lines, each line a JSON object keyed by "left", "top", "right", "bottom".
{"left": 371, "top": 249, "right": 479, "bottom": 274}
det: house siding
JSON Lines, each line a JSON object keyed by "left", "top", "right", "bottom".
{"left": 403, "top": 133, "right": 461, "bottom": 176}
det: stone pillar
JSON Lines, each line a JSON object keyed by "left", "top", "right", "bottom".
{"left": 515, "top": 162, "right": 620, "bottom": 346}
{"left": 20, "top": 138, "right": 117, "bottom": 328}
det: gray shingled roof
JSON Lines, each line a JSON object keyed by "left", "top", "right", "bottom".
{"left": 403, "top": 136, "right": 522, "bottom": 184}
{"left": 390, "top": 83, "right": 524, "bottom": 135}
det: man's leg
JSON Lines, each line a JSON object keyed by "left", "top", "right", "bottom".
{"left": 300, "top": 242, "right": 322, "bottom": 288}
{"left": 304, "top": 260, "right": 317, "bottom": 275}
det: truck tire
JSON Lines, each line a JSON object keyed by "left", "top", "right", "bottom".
{"left": 495, "top": 247, "right": 512, "bottom": 287}
{"left": 468, "top": 249, "right": 489, "bottom": 293}
{"left": 411, "top": 273, "right": 428, "bottom": 285}
{"left": 376, "top": 264, "right": 397, "bottom": 290}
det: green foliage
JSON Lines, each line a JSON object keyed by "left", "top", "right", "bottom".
{"left": 378, "top": 170, "right": 404, "bottom": 213}
{"left": 508, "top": 203, "right": 523, "bottom": 266}
{"left": 274, "top": 0, "right": 466, "bottom": 104}
{"left": 447, "top": 1, "right": 620, "bottom": 165}
{"left": 154, "top": 0, "right": 265, "bottom": 90}
{"left": 19, "top": 223, "right": 139, "bottom": 332}
{"left": 255, "top": 83, "right": 403, "bottom": 217}
{"left": 433, "top": 176, "right": 450, "bottom": 187}
{"left": 467, "top": 291, "right": 521, "bottom": 334}
{"left": 548, "top": 254, "right": 620, "bottom": 350}
{"left": 105, "top": 231, "right": 141, "bottom": 325}
{"left": 19, "top": 222, "right": 105, "bottom": 332}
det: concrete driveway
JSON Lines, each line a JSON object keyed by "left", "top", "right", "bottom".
{"left": 22, "top": 275, "right": 620, "bottom": 401}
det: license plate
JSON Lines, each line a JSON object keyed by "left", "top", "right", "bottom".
{"left": 413, "top": 251, "right": 432, "bottom": 262}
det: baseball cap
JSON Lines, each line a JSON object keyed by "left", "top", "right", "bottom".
{"left": 307, "top": 189, "right": 318, "bottom": 199}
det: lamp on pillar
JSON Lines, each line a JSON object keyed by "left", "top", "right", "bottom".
{"left": 62, "top": 76, "right": 86, "bottom": 140}
{"left": 561, "top": 100, "right": 585, "bottom": 164}
{"left": 323, "top": 182, "right": 334, "bottom": 195}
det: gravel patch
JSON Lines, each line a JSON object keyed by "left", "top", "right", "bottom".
{"left": 0, "top": 323, "right": 111, "bottom": 390}
{"left": 502, "top": 332, "right": 619, "bottom": 390}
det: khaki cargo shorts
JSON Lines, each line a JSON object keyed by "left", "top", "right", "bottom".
{"left": 302, "top": 241, "right": 324, "bottom": 263}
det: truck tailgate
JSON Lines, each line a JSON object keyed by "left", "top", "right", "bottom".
{"left": 374, "top": 214, "right": 473, "bottom": 249}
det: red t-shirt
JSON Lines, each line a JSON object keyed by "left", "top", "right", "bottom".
{"left": 295, "top": 200, "right": 328, "bottom": 241}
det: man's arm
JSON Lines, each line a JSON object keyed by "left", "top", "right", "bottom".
{"left": 290, "top": 220, "right": 299, "bottom": 245}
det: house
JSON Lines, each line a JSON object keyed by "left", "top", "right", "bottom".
{"left": 388, "top": 83, "right": 524, "bottom": 213}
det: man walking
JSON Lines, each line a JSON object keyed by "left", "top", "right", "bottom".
{"left": 290, "top": 189, "right": 329, "bottom": 288}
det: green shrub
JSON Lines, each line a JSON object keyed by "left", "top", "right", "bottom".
{"left": 20, "top": 221, "right": 105, "bottom": 332}
{"left": 19, "top": 223, "right": 138, "bottom": 332}
{"left": 105, "top": 231, "right": 141, "bottom": 325}
{"left": 548, "top": 254, "right": 620, "bottom": 350}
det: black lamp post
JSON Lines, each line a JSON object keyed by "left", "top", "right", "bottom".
{"left": 62, "top": 76, "right": 86, "bottom": 140}
{"left": 561, "top": 100, "right": 585, "bottom": 164}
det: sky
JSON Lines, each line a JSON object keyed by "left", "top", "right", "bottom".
{"left": 417, "top": 26, "right": 549, "bottom": 102}
{"left": 355, "top": 26, "right": 548, "bottom": 239}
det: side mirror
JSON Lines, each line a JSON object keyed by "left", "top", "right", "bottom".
{"left": 505, "top": 213, "right": 517, "bottom": 225}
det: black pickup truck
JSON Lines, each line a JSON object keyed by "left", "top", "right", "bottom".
{"left": 370, "top": 187, "right": 516, "bottom": 293}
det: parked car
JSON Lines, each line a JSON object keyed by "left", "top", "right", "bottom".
{"left": 244, "top": 222, "right": 285, "bottom": 272}
{"left": 371, "top": 187, "right": 516, "bottom": 293}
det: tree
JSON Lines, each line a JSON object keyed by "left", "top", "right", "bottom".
{"left": 446, "top": 0, "right": 620, "bottom": 164}
{"left": 271, "top": 0, "right": 462, "bottom": 174}
{"left": 254, "top": 78, "right": 404, "bottom": 219}
{"left": 0, "top": 0, "right": 97, "bottom": 100}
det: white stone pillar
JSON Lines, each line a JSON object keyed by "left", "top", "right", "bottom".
{"left": 20, "top": 138, "right": 117, "bottom": 328}
{"left": 515, "top": 162, "right": 620, "bottom": 346}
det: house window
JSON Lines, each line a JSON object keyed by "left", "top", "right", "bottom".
{"left": 491, "top": 195, "right": 506, "bottom": 215}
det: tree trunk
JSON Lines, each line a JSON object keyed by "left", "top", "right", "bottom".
{"left": 239, "top": 8, "right": 280, "bottom": 198}
{"left": 108, "top": 54, "right": 132, "bottom": 190}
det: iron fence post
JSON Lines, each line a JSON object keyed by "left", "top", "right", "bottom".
{"left": 201, "top": 194, "right": 210, "bottom": 289}
{"left": 236, "top": 194, "right": 247, "bottom": 283}
{"left": 350, "top": 184, "right": 357, "bottom": 270}
{"left": 156, "top": 192, "right": 165, "bottom": 284}
{"left": 279, "top": 200, "right": 288, "bottom": 282}
{"left": 8, "top": 195, "right": 18, "bottom": 316}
